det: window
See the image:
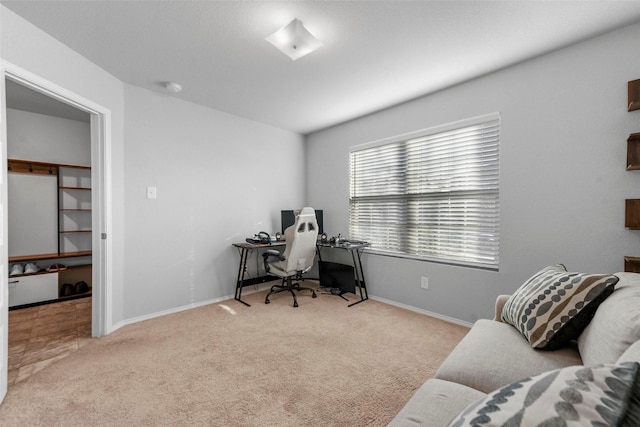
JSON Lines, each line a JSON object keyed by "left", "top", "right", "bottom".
{"left": 349, "top": 114, "right": 500, "bottom": 270}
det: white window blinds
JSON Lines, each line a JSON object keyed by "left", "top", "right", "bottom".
{"left": 349, "top": 115, "right": 500, "bottom": 269}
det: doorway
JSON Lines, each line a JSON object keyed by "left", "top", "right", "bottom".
{"left": 1, "top": 63, "right": 111, "bottom": 396}
{"left": 6, "top": 78, "right": 93, "bottom": 385}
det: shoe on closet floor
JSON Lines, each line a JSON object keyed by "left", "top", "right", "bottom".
{"left": 61, "top": 283, "right": 74, "bottom": 297}
{"left": 46, "top": 263, "right": 67, "bottom": 272}
{"left": 24, "top": 263, "right": 38, "bottom": 274}
{"left": 74, "top": 281, "right": 89, "bottom": 294}
{"left": 9, "top": 264, "right": 23, "bottom": 276}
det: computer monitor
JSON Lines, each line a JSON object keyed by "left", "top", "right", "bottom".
{"left": 281, "top": 209, "right": 323, "bottom": 235}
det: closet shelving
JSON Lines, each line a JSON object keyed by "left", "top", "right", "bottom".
{"left": 8, "top": 159, "right": 92, "bottom": 306}
{"left": 58, "top": 164, "right": 92, "bottom": 256}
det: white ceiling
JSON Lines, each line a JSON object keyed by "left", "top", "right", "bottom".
{"left": 5, "top": 79, "right": 91, "bottom": 123}
{"left": 4, "top": 1, "right": 640, "bottom": 135}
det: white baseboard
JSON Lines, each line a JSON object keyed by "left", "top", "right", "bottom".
{"left": 369, "top": 295, "right": 473, "bottom": 328}
{"left": 110, "top": 294, "right": 235, "bottom": 333}
{"left": 109, "top": 284, "right": 472, "bottom": 333}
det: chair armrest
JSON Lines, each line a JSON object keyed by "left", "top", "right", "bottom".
{"left": 262, "top": 249, "right": 285, "bottom": 274}
{"left": 494, "top": 295, "right": 511, "bottom": 322}
{"left": 263, "top": 249, "right": 284, "bottom": 259}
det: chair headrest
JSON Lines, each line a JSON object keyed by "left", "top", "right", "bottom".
{"left": 298, "top": 207, "right": 315, "bottom": 217}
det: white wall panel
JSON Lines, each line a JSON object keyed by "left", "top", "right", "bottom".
{"left": 7, "top": 173, "right": 57, "bottom": 257}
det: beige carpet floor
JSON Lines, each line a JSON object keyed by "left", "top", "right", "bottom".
{"left": 0, "top": 283, "right": 469, "bottom": 426}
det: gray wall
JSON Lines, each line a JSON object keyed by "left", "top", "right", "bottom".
{"left": 7, "top": 108, "right": 90, "bottom": 166}
{"left": 122, "top": 85, "right": 305, "bottom": 319}
{"left": 306, "top": 22, "right": 640, "bottom": 323}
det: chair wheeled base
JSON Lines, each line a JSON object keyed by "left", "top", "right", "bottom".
{"left": 265, "top": 275, "right": 317, "bottom": 307}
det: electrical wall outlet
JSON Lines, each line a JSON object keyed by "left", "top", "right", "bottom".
{"left": 421, "top": 276, "right": 429, "bottom": 289}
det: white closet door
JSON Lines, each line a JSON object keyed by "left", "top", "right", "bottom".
{"left": 8, "top": 173, "right": 58, "bottom": 257}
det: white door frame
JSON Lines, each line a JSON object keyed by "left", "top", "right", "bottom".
{"left": 1, "top": 61, "right": 112, "bottom": 337}
{"left": 0, "top": 59, "right": 8, "bottom": 404}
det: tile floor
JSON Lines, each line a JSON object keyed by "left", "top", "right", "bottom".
{"left": 8, "top": 297, "right": 92, "bottom": 386}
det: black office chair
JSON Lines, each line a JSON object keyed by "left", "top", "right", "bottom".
{"left": 262, "top": 207, "right": 319, "bottom": 307}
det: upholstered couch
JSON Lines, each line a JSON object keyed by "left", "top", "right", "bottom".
{"left": 388, "top": 268, "right": 640, "bottom": 426}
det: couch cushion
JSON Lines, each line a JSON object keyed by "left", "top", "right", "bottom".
{"left": 447, "top": 362, "right": 640, "bottom": 427}
{"left": 619, "top": 341, "right": 640, "bottom": 364}
{"left": 501, "top": 264, "right": 618, "bottom": 350}
{"left": 579, "top": 272, "right": 640, "bottom": 365}
{"left": 387, "top": 379, "right": 486, "bottom": 427}
{"left": 435, "top": 319, "right": 582, "bottom": 394}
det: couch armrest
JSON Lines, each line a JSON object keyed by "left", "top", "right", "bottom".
{"left": 494, "top": 295, "right": 511, "bottom": 322}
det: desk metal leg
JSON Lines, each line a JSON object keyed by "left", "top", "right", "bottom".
{"left": 234, "top": 247, "right": 251, "bottom": 307}
{"left": 348, "top": 247, "right": 368, "bottom": 307}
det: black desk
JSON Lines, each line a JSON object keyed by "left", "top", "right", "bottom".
{"left": 232, "top": 241, "right": 285, "bottom": 307}
{"left": 316, "top": 241, "right": 369, "bottom": 307}
{"left": 232, "top": 240, "right": 369, "bottom": 307}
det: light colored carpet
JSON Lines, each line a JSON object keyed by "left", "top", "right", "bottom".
{"left": 0, "top": 283, "right": 469, "bottom": 426}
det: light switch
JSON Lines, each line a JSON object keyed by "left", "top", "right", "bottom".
{"left": 146, "top": 186, "right": 157, "bottom": 199}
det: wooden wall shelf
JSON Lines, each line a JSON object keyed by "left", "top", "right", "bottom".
{"left": 7, "top": 158, "right": 90, "bottom": 171}
{"left": 8, "top": 159, "right": 58, "bottom": 175}
{"left": 629, "top": 79, "right": 640, "bottom": 112}
{"left": 625, "top": 79, "right": 640, "bottom": 271}
{"left": 628, "top": 133, "right": 640, "bottom": 170}
{"left": 625, "top": 256, "right": 640, "bottom": 273}
{"left": 626, "top": 199, "right": 640, "bottom": 229}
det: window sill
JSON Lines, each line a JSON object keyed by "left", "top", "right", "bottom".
{"left": 364, "top": 247, "right": 499, "bottom": 271}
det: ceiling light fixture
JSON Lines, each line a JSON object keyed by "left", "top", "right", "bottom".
{"left": 265, "top": 18, "right": 323, "bottom": 61}
{"left": 165, "top": 82, "right": 182, "bottom": 93}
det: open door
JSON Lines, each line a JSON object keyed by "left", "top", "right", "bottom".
{"left": 0, "top": 61, "right": 9, "bottom": 404}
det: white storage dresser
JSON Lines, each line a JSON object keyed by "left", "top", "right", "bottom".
{"left": 8, "top": 273, "right": 59, "bottom": 307}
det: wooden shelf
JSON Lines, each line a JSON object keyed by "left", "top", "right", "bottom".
{"left": 58, "top": 291, "right": 91, "bottom": 301}
{"left": 9, "top": 251, "right": 91, "bottom": 263}
{"left": 9, "top": 263, "right": 90, "bottom": 278}
{"left": 8, "top": 159, "right": 58, "bottom": 175}
{"left": 625, "top": 256, "right": 640, "bottom": 273}
{"left": 626, "top": 199, "right": 640, "bottom": 229}
{"left": 65, "top": 250, "right": 92, "bottom": 257}
{"left": 8, "top": 158, "right": 90, "bottom": 172}
{"left": 59, "top": 164, "right": 91, "bottom": 170}
{"left": 628, "top": 133, "right": 640, "bottom": 170}
{"left": 59, "top": 186, "right": 91, "bottom": 191}
{"left": 59, "top": 230, "right": 92, "bottom": 234}
{"left": 629, "top": 79, "right": 640, "bottom": 112}
{"left": 60, "top": 209, "right": 91, "bottom": 212}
